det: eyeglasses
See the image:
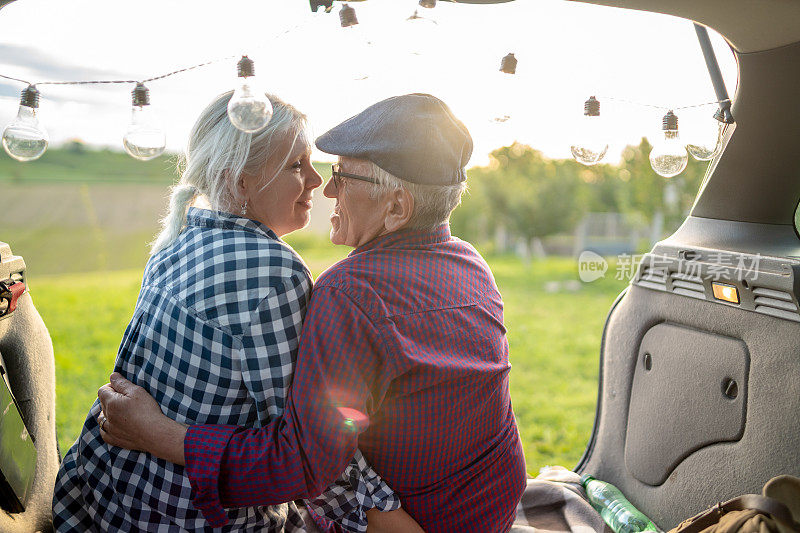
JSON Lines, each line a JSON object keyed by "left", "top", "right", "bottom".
{"left": 330, "top": 163, "right": 380, "bottom": 191}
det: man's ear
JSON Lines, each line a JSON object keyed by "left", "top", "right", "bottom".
{"left": 383, "top": 187, "right": 414, "bottom": 233}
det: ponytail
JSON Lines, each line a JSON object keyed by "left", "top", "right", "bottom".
{"left": 150, "top": 183, "right": 198, "bottom": 254}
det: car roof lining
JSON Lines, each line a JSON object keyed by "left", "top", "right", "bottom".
{"left": 4, "top": 0, "right": 800, "bottom": 53}
{"left": 572, "top": 0, "right": 800, "bottom": 53}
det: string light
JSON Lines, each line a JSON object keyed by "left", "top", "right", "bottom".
{"left": 123, "top": 83, "right": 166, "bottom": 161}
{"left": 2, "top": 85, "right": 48, "bottom": 162}
{"left": 649, "top": 110, "right": 688, "bottom": 178}
{"left": 571, "top": 96, "right": 608, "bottom": 166}
{"left": 227, "top": 56, "right": 273, "bottom": 133}
{"left": 488, "top": 52, "right": 518, "bottom": 124}
{"left": 0, "top": 54, "right": 237, "bottom": 161}
{"left": 336, "top": 3, "right": 375, "bottom": 81}
{"left": 0, "top": 8, "right": 735, "bottom": 166}
{"left": 567, "top": 95, "right": 732, "bottom": 175}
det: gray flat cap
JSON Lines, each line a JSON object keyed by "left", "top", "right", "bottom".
{"left": 316, "top": 93, "right": 472, "bottom": 185}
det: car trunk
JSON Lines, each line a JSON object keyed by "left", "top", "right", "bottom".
{"left": 572, "top": 0, "right": 800, "bottom": 528}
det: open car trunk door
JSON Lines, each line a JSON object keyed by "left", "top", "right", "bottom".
{"left": 572, "top": 0, "right": 800, "bottom": 528}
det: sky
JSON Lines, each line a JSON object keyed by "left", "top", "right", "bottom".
{"left": 0, "top": 0, "right": 737, "bottom": 167}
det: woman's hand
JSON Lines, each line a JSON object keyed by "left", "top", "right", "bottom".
{"left": 366, "top": 507, "right": 425, "bottom": 533}
{"left": 97, "top": 372, "right": 188, "bottom": 465}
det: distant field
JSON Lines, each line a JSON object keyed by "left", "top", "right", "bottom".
{"left": 1, "top": 159, "right": 336, "bottom": 276}
{"left": 0, "top": 146, "right": 178, "bottom": 184}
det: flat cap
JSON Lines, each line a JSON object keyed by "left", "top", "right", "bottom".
{"left": 316, "top": 93, "right": 472, "bottom": 185}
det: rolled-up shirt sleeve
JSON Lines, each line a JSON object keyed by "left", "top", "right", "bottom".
{"left": 184, "top": 424, "right": 239, "bottom": 526}
{"left": 184, "top": 285, "right": 389, "bottom": 526}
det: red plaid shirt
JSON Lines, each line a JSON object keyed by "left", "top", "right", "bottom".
{"left": 185, "top": 225, "right": 527, "bottom": 532}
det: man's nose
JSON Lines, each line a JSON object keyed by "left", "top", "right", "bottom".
{"left": 323, "top": 177, "right": 337, "bottom": 198}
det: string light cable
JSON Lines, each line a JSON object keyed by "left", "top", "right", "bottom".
{"left": 593, "top": 94, "right": 731, "bottom": 112}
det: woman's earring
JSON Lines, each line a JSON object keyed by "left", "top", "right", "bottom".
{"left": 240, "top": 200, "right": 248, "bottom": 216}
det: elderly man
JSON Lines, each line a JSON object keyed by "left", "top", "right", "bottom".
{"left": 98, "top": 93, "right": 527, "bottom": 532}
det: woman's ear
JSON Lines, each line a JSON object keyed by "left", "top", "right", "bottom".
{"left": 383, "top": 188, "right": 414, "bottom": 233}
{"left": 228, "top": 171, "right": 250, "bottom": 203}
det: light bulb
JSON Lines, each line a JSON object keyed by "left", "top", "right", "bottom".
{"left": 2, "top": 85, "right": 48, "bottom": 162}
{"left": 123, "top": 83, "right": 166, "bottom": 161}
{"left": 336, "top": 4, "right": 376, "bottom": 81}
{"left": 570, "top": 96, "right": 608, "bottom": 166}
{"left": 649, "top": 110, "right": 688, "bottom": 178}
{"left": 488, "top": 53, "right": 518, "bottom": 124}
{"left": 686, "top": 113, "right": 726, "bottom": 161}
{"left": 227, "top": 56, "right": 273, "bottom": 133}
{"left": 405, "top": 1, "right": 438, "bottom": 56}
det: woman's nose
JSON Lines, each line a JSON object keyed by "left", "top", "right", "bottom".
{"left": 307, "top": 165, "right": 324, "bottom": 190}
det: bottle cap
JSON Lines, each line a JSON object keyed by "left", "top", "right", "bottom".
{"left": 580, "top": 473, "right": 595, "bottom": 486}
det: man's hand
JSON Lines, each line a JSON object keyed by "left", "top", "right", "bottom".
{"left": 97, "top": 372, "right": 188, "bottom": 465}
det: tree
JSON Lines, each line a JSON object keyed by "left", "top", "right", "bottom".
{"left": 450, "top": 139, "right": 713, "bottom": 252}
{"left": 456, "top": 143, "right": 584, "bottom": 253}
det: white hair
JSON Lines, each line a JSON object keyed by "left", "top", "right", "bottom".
{"left": 367, "top": 162, "right": 467, "bottom": 231}
{"left": 151, "top": 91, "right": 308, "bottom": 254}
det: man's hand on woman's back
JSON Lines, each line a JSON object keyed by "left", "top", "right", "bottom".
{"left": 97, "top": 372, "right": 188, "bottom": 465}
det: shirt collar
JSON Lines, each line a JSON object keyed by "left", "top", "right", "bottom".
{"left": 185, "top": 207, "right": 279, "bottom": 241}
{"left": 350, "top": 224, "right": 452, "bottom": 256}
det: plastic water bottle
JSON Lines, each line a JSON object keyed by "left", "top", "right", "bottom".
{"left": 581, "top": 474, "right": 660, "bottom": 533}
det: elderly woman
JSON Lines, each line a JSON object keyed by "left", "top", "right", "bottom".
{"left": 52, "top": 92, "right": 417, "bottom": 532}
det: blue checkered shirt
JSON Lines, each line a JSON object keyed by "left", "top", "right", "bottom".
{"left": 53, "top": 207, "right": 399, "bottom": 532}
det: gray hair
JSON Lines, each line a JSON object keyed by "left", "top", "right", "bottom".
{"left": 151, "top": 91, "right": 308, "bottom": 254}
{"left": 367, "top": 162, "right": 467, "bottom": 232}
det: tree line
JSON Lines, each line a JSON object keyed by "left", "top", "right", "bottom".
{"left": 450, "top": 138, "right": 710, "bottom": 253}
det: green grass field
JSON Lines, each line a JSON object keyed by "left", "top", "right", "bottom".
{"left": 30, "top": 236, "right": 627, "bottom": 472}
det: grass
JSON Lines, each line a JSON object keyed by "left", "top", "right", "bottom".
{"left": 0, "top": 146, "right": 178, "bottom": 184}
{"left": 33, "top": 237, "right": 628, "bottom": 472}
{"left": 495, "top": 256, "right": 626, "bottom": 469}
